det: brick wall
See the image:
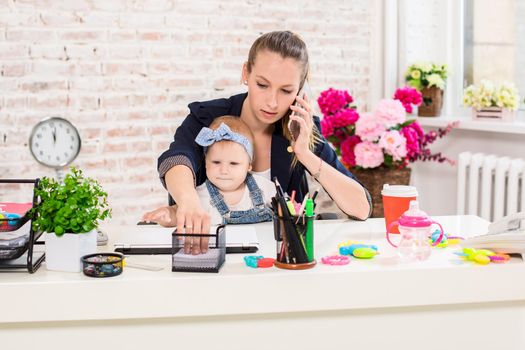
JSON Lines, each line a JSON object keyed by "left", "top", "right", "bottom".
{"left": 0, "top": 0, "right": 377, "bottom": 225}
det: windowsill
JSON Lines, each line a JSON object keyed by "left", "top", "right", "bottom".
{"left": 415, "top": 115, "right": 525, "bottom": 135}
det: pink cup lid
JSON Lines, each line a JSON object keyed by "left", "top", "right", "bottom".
{"left": 381, "top": 184, "right": 418, "bottom": 197}
{"left": 397, "top": 200, "right": 433, "bottom": 227}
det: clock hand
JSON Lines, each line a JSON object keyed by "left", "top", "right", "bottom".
{"left": 52, "top": 128, "right": 56, "bottom": 145}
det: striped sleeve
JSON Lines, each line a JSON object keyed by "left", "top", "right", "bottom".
{"left": 158, "top": 155, "right": 196, "bottom": 189}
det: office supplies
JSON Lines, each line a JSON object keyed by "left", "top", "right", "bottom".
{"left": 172, "top": 225, "right": 226, "bottom": 273}
{"left": 273, "top": 177, "right": 286, "bottom": 199}
{"left": 277, "top": 196, "right": 308, "bottom": 263}
{"left": 115, "top": 224, "right": 259, "bottom": 254}
{"left": 295, "top": 193, "right": 309, "bottom": 223}
{"left": 272, "top": 199, "right": 315, "bottom": 270}
{"left": 0, "top": 179, "right": 45, "bottom": 273}
{"left": 305, "top": 198, "right": 314, "bottom": 262}
{"left": 82, "top": 253, "right": 124, "bottom": 277}
{"left": 286, "top": 200, "right": 296, "bottom": 216}
{"left": 276, "top": 199, "right": 289, "bottom": 263}
{"left": 460, "top": 212, "right": 525, "bottom": 253}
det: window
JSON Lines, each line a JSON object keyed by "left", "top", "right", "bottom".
{"left": 464, "top": 0, "right": 524, "bottom": 108}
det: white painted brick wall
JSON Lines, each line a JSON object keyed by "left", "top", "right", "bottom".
{"left": 1, "top": 0, "right": 377, "bottom": 225}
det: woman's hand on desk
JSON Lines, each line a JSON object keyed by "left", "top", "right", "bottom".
{"left": 142, "top": 206, "right": 177, "bottom": 227}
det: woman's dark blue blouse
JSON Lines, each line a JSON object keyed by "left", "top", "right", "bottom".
{"left": 158, "top": 93, "right": 371, "bottom": 217}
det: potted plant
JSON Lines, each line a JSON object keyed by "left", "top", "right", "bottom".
{"left": 463, "top": 80, "right": 520, "bottom": 122}
{"left": 318, "top": 87, "right": 457, "bottom": 217}
{"left": 405, "top": 62, "right": 448, "bottom": 117}
{"left": 31, "top": 167, "right": 111, "bottom": 272}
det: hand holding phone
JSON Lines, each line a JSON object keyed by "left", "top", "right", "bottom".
{"left": 288, "top": 82, "right": 311, "bottom": 141}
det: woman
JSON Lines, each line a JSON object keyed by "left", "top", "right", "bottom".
{"left": 158, "top": 31, "right": 371, "bottom": 254}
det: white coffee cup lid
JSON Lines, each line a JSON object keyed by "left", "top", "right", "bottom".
{"left": 381, "top": 184, "right": 418, "bottom": 197}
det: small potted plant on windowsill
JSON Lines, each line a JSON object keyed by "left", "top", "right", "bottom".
{"left": 31, "top": 167, "right": 111, "bottom": 272}
{"left": 463, "top": 80, "right": 520, "bottom": 122}
{"left": 405, "top": 62, "right": 448, "bottom": 117}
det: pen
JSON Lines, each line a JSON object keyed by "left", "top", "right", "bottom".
{"left": 311, "top": 190, "right": 319, "bottom": 210}
{"left": 305, "top": 198, "right": 314, "bottom": 262}
{"left": 273, "top": 177, "right": 286, "bottom": 199}
{"left": 286, "top": 200, "right": 296, "bottom": 216}
{"left": 295, "top": 193, "right": 309, "bottom": 224}
{"left": 277, "top": 199, "right": 289, "bottom": 263}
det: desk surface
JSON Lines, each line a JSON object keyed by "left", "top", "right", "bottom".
{"left": 1, "top": 215, "right": 524, "bottom": 324}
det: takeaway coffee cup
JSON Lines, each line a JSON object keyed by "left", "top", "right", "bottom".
{"left": 381, "top": 184, "right": 418, "bottom": 234}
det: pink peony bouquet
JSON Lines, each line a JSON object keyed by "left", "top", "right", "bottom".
{"left": 318, "top": 87, "right": 457, "bottom": 169}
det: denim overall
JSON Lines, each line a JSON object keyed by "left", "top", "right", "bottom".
{"left": 206, "top": 173, "right": 274, "bottom": 225}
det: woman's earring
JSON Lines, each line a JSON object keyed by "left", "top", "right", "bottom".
{"left": 243, "top": 80, "right": 248, "bottom": 85}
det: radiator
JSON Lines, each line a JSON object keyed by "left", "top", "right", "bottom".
{"left": 457, "top": 152, "right": 525, "bottom": 221}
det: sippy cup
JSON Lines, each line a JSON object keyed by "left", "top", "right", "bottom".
{"left": 386, "top": 200, "right": 444, "bottom": 261}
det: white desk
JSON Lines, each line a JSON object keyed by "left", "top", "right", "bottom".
{"left": 1, "top": 216, "right": 525, "bottom": 349}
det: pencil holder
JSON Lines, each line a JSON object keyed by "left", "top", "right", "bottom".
{"left": 273, "top": 215, "right": 316, "bottom": 270}
{"left": 171, "top": 225, "right": 226, "bottom": 273}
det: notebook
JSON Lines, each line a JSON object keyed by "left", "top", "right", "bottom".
{"left": 114, "top": 224, "right": 259, "bottom": 254}
{"left": 171, "top": 226, "right": 226, "bottom": 273}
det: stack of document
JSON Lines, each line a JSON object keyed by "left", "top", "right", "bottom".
{"left": 461, "top": 231, "right": 525, "bottom": 253}
{"left": 461, "top": 213, "right": 525, "bottom": 253}
{"left": 172, "top": 249, "right": 221, "bottom": 270}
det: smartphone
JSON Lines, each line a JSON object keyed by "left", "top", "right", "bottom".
{"left": 288, "top": 82, "right": 311, "bottom": 141}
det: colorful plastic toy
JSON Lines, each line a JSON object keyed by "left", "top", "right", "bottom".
{"left": 429, "top": 230, "right": 464, "bottom": 248}
{"left": 321, "top": 255, "right": 350, "bottom": 265}
{"left": 244, "top": 255, "right": 264, "bottom": 268}
{"left": 339, "top": 243, "right": 378, "bottom": 259}
{"left": 455, "top": 247, "right": 510, "bottom": 265}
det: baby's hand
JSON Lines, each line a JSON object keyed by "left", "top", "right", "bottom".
{"left": 141, "top": 206, "right": 177, "bottom": 227}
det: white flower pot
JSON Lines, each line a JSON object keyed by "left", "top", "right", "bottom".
{"left": 45, "top": 229, "right": 97, "bottom": 272}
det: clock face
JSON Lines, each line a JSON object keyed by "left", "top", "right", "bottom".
{"left": 29, "top": 117, "right": 81, "bottom": 168}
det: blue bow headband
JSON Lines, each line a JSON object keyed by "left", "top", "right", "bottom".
{"left": 195, "top": 123, "right": 253, "bottom": 161}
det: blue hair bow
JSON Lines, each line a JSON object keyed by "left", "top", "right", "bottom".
{"left": 195, "top": 123, "right": 253, "bottom": 161}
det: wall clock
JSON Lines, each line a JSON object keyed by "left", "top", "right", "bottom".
{"left": 29, "top": 117, "right": 81, "bottom": 169}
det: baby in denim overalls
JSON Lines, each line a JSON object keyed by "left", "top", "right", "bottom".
{"left": 143, "top": 116, "right": 276, "bottom": 226}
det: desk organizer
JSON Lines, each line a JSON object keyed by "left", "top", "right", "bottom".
{"left": 273, "top": 215, "right": 316, "bottom": 270}
{"left": 82, "top": 253, "right": 124, "bottom": 277}
{"left": 171, "top": 225, "right": 226, "bottom": 273}
{"left": 0, "top": 179, "right": 45, "bottom": 273}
